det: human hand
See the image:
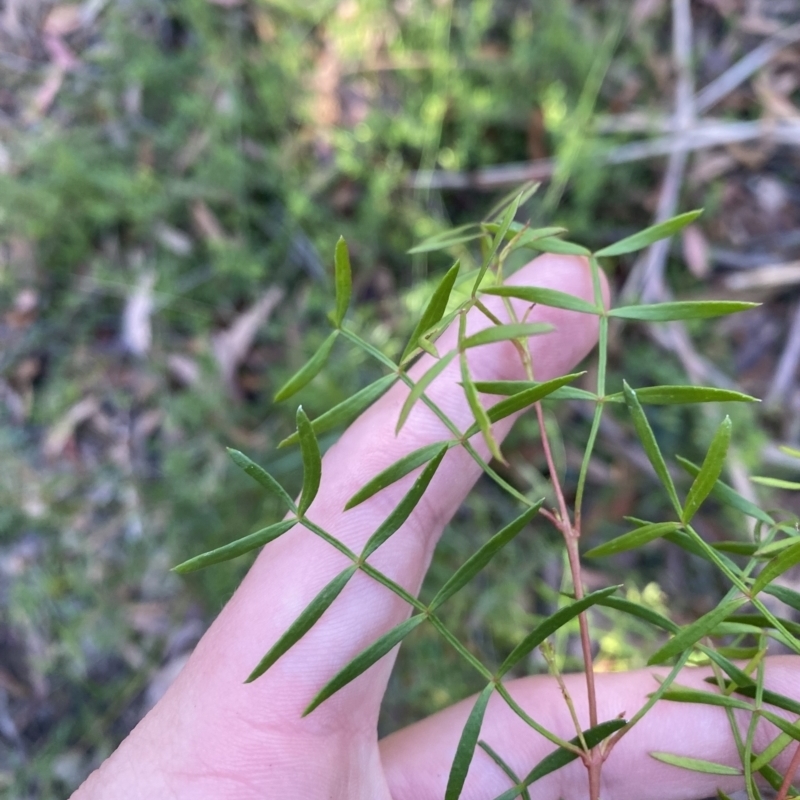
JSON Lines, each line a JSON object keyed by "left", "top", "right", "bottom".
{"left": 72, "top": 254, "right": 799, "bottom": 800}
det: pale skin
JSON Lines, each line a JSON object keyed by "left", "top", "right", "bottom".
{"left": 73, "top": 254, "right": 799, "bottom": 799}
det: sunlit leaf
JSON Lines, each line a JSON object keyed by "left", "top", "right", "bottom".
{"left": 461, "top": 322, "right": 553, "bottom": 349}
{"left": 609, "top": 301, "right": 758, "bottom": 322}
{"left": 297, "top": 406, "right": 321, "bottom": 516}
{"left": 361, "top": 446, "right": 447, "bottom": 558}
{"left": 445, "top": 683, "right": 494, "bottom": 800}
{"left": 583, "top": 522, "right": 682, "bottom": 559}
{"left": 604, "top": 386, "right": 758, "bottom": 405}
{"left": 173, "top": 519, "right": 296, "bottom": 574}
{"left": 245, "top": 565, "right": 357, "bottom": 683}
{"left": 278, "top": 374, "right": 398, "bottom": 448}
{"left": 430, "top": 501, "right": 543, "bottom": 610}
{"left": 682, "top": 416, "right": 732, "bottom": 524}
{"left": 274, "top": 331, "right": 338, "bottom": 402}
{"left": 498, "top": 586, "right": 619, "bottom": 676}
{"left": 649, "top": 752, "right": 740, "bottom": 776}
{"left": 303, "top": 614, "right": 426, "bottom": 715}
{"left": 333, "top": 236, "right": 352, "bottom": 327}
{"left": 345, "top": 441, "right": 454, "bottom": 511}
{"left": 461, "top": 350, "right": 504, "bottom": 463}
{"left": 401, "top": 261, "right": 461, "bottom": 364}
{"left": 752, "top": 541, "right": 800, "bottom": 595}
{"left": 751, "top": 476, "right": 800, "bottom": 491}
{"left": 492, "top": 719, "right": 626, "bottom": 800}
{"left": 396, "top": 350, "right": 457, "bottom": 434}
{"left": 676, "top": 455, "right": 774, "bottom": 526}
{"left": 623, "top": 382, "right": 682, "bottom": 516}
{"left": 227, "top": 448, "right": 296, "bottom": 511}
{"left": 594, "top": 210, "right": 702, "bottom": 257}
{"left": 480, "top": 285, "right": 599, "bottom": 315}
{"left": 525, "top": 236, "right": 591, "bottom": 256}
{"left": 647, "top": 598, "right": 747, "bottom": 665}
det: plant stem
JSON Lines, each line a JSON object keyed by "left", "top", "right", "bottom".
{"left": 777, "top": 742, "right": 800, "bottom": 800}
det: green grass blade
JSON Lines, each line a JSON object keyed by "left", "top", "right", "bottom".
{"left": 430, "top": 501, "right": 543, "bottom": 610}
{"left": 660, "top": 686, "right": 753, "bottom": 711}
{"left": 524, "top": 236, "right": 590, "bottom": 256}
{"left": 594, "top": 210, "right": 703, "bottom": 257}
{"left": 647, "top": 597, "right": 747, "bottom": 665}
{"left": 676, "top": 455, "right": 774, "bottom": 525}
{"left": 226, "top": 448, "right": 297, "bottom": 511}
{"left": 480, "top": 285, "right": 600, "bottom": 315}
{"left": 751, "top": 476, "right": 800, "bottom": 490}
{"left": 609, "top": 301, "right": 759, "bottom": 322}
{"left": 460, "top": 350, "right": 504, "bottom": 463}
{"left": 407, "top": 225, "right": 481, "bottom": 254}
{"left": 603, "top": 385, "right": 758, "bottom": 405}
{"left": 173, "top": 519, "right": 296, "bottom": 574}
{"left": 303, "top": 614, "right": 426, "bottom": 715}
{"left": 445, "top": 683, "right": 495, "bottom": 800}
{"left": 461, "top": 322, "right": 553, "bottom": 349}
{"left": 492, "top": 719, "right": 627, "bottom": 800}
{"left": 623, "top": 381, "right": 682, "bottom": 516}
{"left": 400, "top": 261, "right": 461, "bottom": 364}
{"left": 763, "top": 584, "right": 800, "bottom": 613}
{"left": 752, "top": 541, "right": 800, "bottom": 596}
{"left": 245, "top": 564, "right": 358, "bottom": 683}
{"left": 274, "top": 331, "right": 338, "bottom": 402}
{"left": 361, "top": 445, "right": 448, "bottom": 558}
{"left": 583, "top": 521, "right": 682, "bottom": 559}
{"left": 649, "top": 752, "right": 741, "bottom": 777}
{"left": 297, "top": 406, "right": 322, "bottom": 516}
{"left": 396, "top": 350, "right": 457, "bottom": 434}
{"left": 345, "top": 441, "right": 454, "bottom": 510}
{"left": 478, "top": 742, "right": 531, "bottom": 800}
{"left": 682, "top": 416, "right": 732, "bottom": 525}
{"left": 278, "top": 374, "right": 398, "bottom": 448}
{"left": 333, "top": 236, "right": 352, "bottom": 327}
{"left": 497, "top": 586, "right": 619, "bottom": 677}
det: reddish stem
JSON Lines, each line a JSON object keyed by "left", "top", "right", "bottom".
{"left": 777, "top": 742, "right": 800, "bottom": 800}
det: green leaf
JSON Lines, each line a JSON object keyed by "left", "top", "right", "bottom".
{"left": 751, "top": 476, "right": 800, "bottom": 490}
{"left": 712, "top": 541, "right": 759, "bottom": 556}
{"left": 525, "top": 236, "right": 591, "bottom": 256}
{"left": 609, "top": 301, "right": 758, "bottom": 322}
{"left": 649, "top": 752, "right": 740, "bottom": 777}
{"left": 297, "top": 406, "right": 321, "bottom": 516}
{"left": 430, "top": 501, "right": 543, "bottom": 610}
{"left": 445, "top": 683, "right": 494, "bottom": 800}
{"left": 471, "top": 378, "right": 592, "bottom": 401}
{"left": 492, "top": 719, "right": 626, "bottom": 800}
{"left": 759, "top": 709, "right": 800, "bottom": 744}
{"left": 173, "top": 519, "right": 296, "bottom": 574}
{"left": 482, "top": 222, "right": 565, "bottom": 246}
{"left": 723, "top": 684, "right": 800, "bottom": 717}
{"left": 361, "top": 446, "right": 447, "bottom": 558}
{"left": 345, "top": 441, "right": 453, "bottom": 511}
{"left": 401, "top": 261, "right": 461, "bottom": 364}
{"left": 682, "top": 416, "right": 732, "bottom": 524}
{"left": 480, "top": 285, "right": 600, "bottom": 315}
{"left": 676, "top": 456, "right": 774, "bottom": 526}
{"left": 461, "top": 322, "right": 553, "bottom": 349}
{"left": 726, "top": 613, "right": 800, "bottom": 638}
{"left": 604, "top": 386, "right": 758, "bottom": 405}
{"left": 245, "top": 565, "right": 357, "bottom": 683}
{"left": 396, "top": 350, "right": 457, "bottom": 434}
{"left": 274, "top": 331, "right": 338, "bottom": 402}
{"left": 278, "top": 374, "right": 398, "bottom": 448}
{"left": 660, "top": 686, "right": 753, "bottom": 711}
{"left": 583, "top": 521, "right": 682, "bottom": 559}
{"left": 407, "top": 224, "right": 482, "bottom": 254}
{"left": 472, "top": 192, "right": 522, "bottom": 293}
{"left": 763, "top": 584, "right": 800, "bottom": 613}
{"left": 594, "top": 210, "right": 703, "bottom": 257}
{"left": 460, "top": 350, "right": 504, "bottom": 464}
{"left": 623, "top": 381, "right": 682, "bottom": 517}
{"left": 647, "top": 597, "right": 747, "bottom": 665}
{"left": 752, "top": 541, "right": 800, "bottom": 595}
{"left": 546, "top": 386, "right": 599, "bottom": 402}
{"left": 498, "top": 586, "right": 619, "bottom": 677}
{"left": 478, "top": 741, "right": 530, "bottom": 800}
{"left": 303, "top": 614, "right": 426, "bottom": 715}
{"left": 226, "top": 448, "right": 297, "bottom": 511}
{"left": 717, "top": 790, "right": 736, "bottom": 800}
{"left": 595, "top": 596, "right": 679, "bottom": 633}
{"left": 333, "top": 236, "right": 352, "bottom": 327}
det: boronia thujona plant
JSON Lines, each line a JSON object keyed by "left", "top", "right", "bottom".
{"left": 174, "top": 193, "right": 800, "bottom": 800}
